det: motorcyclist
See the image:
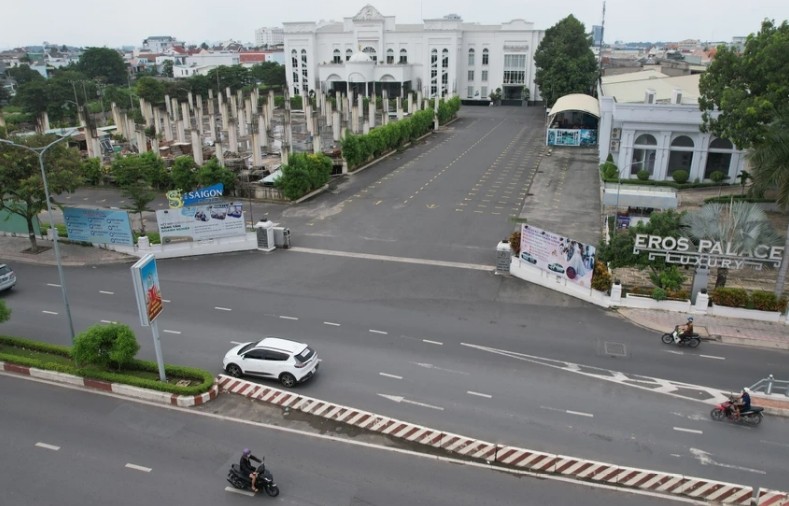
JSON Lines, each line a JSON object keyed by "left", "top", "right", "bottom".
{"left": 674, "top": 317, "right": 694, "bottom": 343}
{"left": 240, "top": 449, "right": 262, "bottom": 492}
{"left": 733, "top": 388, "right": 751, "bottom": 419}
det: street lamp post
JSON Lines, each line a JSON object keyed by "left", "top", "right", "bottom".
{"left": 0, "top": 132, "right": 77, "bottom": 341}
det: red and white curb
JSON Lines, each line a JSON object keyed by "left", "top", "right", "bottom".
{"left": 218, "top": 375, "right": 787, "bottom": 505}
{"left": 1, "top": 361, "right": 218, "bottom": 407}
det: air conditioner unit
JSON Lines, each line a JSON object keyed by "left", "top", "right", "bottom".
{"left": 610, "top": 140, "right": 620, "bottom": 152}
{"left": 612, "top": 128, "right": 621, "bottom": 140}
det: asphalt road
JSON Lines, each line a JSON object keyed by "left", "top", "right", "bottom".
{"left": 0, "top": 376, "right": 690, "bottom": 506}
{"left": 3, "top": 105, "right": 788, "bottom": 491}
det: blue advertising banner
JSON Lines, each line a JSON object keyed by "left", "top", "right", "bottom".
{"left": 131, "top": 254, "right": 163, "bottom": 326}
{"left": 63, "top": 208, "right": 134, "bottom": 245}
{"left": 182, "top": 183, "right": 224, "bottom": 207}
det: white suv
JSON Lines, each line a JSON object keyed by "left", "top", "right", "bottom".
{"left": 223, "top": 337, "right": 320, "bottom": 387}
{"left": 0, "top": 264, "right": 16, "bottom": 292}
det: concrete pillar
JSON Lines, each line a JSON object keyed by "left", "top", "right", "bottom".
{"left": 357, "top": 93, "right": 363, "bottom": 124}
{"left": 351, "top": 105, "right": 359, "bottom": 133}
{"left": 171, "top": 97, "right": 179, "bottom": 120}
{"left": 152, "top": 108, "right": 162, "bottom": 138}
{"left": 368, "top": 96, "right": 376, "bottom": 129}
{"left": 305, "top": 102, "right": 313, "bottom": 135}
{"left": 326, "top": 99, "right": 333, "bottom": 124}
{"left": 610, "top": 282, "right": 622, "bottom": 304}
{"left": 417, "top": 90, "right": 423, "bottom": 109}
{"left": 408, "top": 93, "right": 414, "bottom": 114}
{"left": 181, "top": 102, "right": 191, "bottom": 131}
{"left": 230, "top": 94, "right": 238, "bottom": 119}
{"left": 164, "top": 94, "right": 172, "bottom": 117}
{"left": 332, "top": 111, "right": 340, "bottom": 142}
{"left": 226, "top": 87, "right": 232, "bottom": 100}
{"left": 245, "top": 98, "right": 253, "bottom": 127}
{"left": 336, "top": 91, "right": 342, "bottom": 115}
{"left": 176, "top": 120, "right": 186, "bottom": 144}
{"left": 382, "top": 90, "right": 389, "bottom": 126}
{"left": 163, "top": 114, "right": 173, "bottom": 142}
{"left": 363, "top": 120, "right": 369, "bottom": 135}
{"left": 207, "top": 97, "right": 215, "bottom": 116}
{"left": 111, "top": 103, "right": 123, "bottom": 136}
{"left": 284, "top": 90, "right": 292, "bottom": 151}
{"left": 151, "top": 137, "right": 159, "bottom": 156}
{"left": 258, "top": 113, "right": 268, "bottom": 152}
{"left": 312, "top": 113, "right": 321, "bottom": 154}
{"left": 187, "top": 91, "right": 194, "bottom": 110}
{"left": 228, "top": 119, "right": 238, "bottom": 153}
{"left": 396, "top": 97, "right": 403, "bottom": 121}
{"left": 215, "top": 141, "right": 224, "bottom": 166}
{"left": 267, "top": 90, "right": 275, "bottom": 124}
{"left": 694, "top": 291, "right": 710, "bottom": 314}
{"left": 209, "top": 111, "right": 217, "bottom": 142}
{"left": 220, "top": 101, "right": 229, "bottom": 131}
{"left": 433, "top": 96, "right": 439, "bottom": 130}
{"left": 252, "top": 117, "right": 263, "bottom": 168}
{"left": 136, "top": 129, "right": 148, "bottom": 153}
{"left": 147, "top": 100, "right": 155, "bottom": 128}
{"left": 126, "top": 116, "right": 135, "bottom": 145}
{"left": 191, "top": 130, "right": 203, "bottom": 165}
{"left": 39, "top": 111, "right": 51, "bottom": 132}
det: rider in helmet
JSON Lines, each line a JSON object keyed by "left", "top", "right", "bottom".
{"left": 674, "top": 317, "right": 694, "bottom": 343}
{"left": 240, "top": 449, "right": 262, "bottom": 492}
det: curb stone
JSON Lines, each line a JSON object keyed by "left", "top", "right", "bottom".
{"left": 217, "top": 375, "right": 785, "bottom": 505}
{"left": 1, "top": 361, "right": 218, "bottom": 407}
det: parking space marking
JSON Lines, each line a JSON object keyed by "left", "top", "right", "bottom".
{"left": 422, "top": 339, "right": 443, "bottom": 346}
{"left": 46, "top": 283, "right": 61, "bottom": 287}
{"left": 35, "top": 442, "right": 60, "bottom": 451}
{"left": 125, "top": 463, "right": 152, "bottom": 472}
{"left": 323, "top": 321, "right": 341, "bottom": 326}
{"left": 379, "top": 372, "right": 403, "bottom": 380}
{"left": 214, "top": 306, "right": 232, "bottom": 311}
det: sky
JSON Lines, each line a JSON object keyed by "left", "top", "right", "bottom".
{"left": 3, "top": 0, "right": 789, "bottom": 49}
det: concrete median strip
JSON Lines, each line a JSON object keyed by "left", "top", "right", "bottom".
{"left": 216, "top": 374, "right": 788, "bottom": 505}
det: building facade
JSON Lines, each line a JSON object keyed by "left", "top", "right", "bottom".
{"left": 597, "top": 71, "right": 745, "bottom": 183}
{"left": 255, "top": 27, "right": 285, "bottom": 47}
{"left": 283, "top": 4, "right": 543, "bottom": 102}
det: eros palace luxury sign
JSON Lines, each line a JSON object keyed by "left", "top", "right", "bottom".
{"left": 633, "top": 234, "right": 784, "bottom": 270}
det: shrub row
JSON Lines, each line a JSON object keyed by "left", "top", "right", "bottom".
{"left": 0, "top": 335, "right": 214, "bottom": 396}
{"left": 342, "top": 109, "right": 435, "bottom": 170}
{"left": 710, "top": 288, "right": 788, "bottom": 312}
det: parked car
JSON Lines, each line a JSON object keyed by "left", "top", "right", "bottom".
{"left": 520, "top": 251, "right": 537, "bottom": 264}
{"left": 223, "top": 337, "right": 320, "bottom": 387}
{"left": 0, "top": 264, "right": 16, "bottom": 292}
{"left": 548, "top": 263, "right": 565, "bottom": 274}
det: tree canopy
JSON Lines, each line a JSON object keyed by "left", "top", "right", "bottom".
{"left": 699, "top": 19, "right": 789, "bottom": 150}
{"left": 533, "top": 15, "right": 598, "bottom": 107}
{"left": 76, "top": 47, "right": 128, "bottom": 85}
{"left": 249, "top": 62, "right": 287, "bottom": 88}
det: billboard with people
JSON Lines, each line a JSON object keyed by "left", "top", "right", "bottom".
{"left": 519, "top": 224, "right": 596, "bottom": 288}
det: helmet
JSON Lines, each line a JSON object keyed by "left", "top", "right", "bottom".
{"left": 242, "top": 448, "right": 251, "bottom": 457}
{"left": 687, "top": 317, "right": 694, "bottom": 322}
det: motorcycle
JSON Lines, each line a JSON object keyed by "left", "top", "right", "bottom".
{"left": 227, "top": 462, "right": 280, "bottom": 497}
{"left": 661, "top": 325, "right": 700, "bottom": 348}
{"left": 710, "top": 394, "right": 764, "bottom": 426}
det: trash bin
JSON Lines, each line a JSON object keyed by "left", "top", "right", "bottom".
{"left": 496, "top": 240, "right": 512, "bottom": 273}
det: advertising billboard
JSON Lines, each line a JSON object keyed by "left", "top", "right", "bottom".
{"left": 519, "top": 224, "right": 596, "bottom": 288}
{"left": 130, "top": 254, "right": 163, "bottom": 326}
{"left": 156, "top": 202, "right": 245, "bottom": 243}
{"left": 63, "top": 207, "right": 134, "bottom": 245}
{"left": 166, "top": 183, "right": 224, "bottom": 208}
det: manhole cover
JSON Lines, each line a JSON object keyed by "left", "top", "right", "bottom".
{"left": 604, "top": 341, "right": 627, "bottom": 357}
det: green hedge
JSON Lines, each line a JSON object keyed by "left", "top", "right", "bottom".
{"left": 0, "top": 335, "right": 214, "bottom": 396}
{"left": 342, "top": 108, "right": 434, "bottom": 170}
{"left": 601, "top": 177, "right": 732, "bottom": 190}
{"left": 710, "top": 288, "right": 787, "bottom": 312}
{"left": 704, "top": 195, "right": 776, "bottom": 204}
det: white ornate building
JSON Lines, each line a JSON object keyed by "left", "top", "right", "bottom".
{"left": 597, "top": 69, "right": 746, "bottom": 183}
{"left": 283, "top": 4, "right": 544, "bottom": 103}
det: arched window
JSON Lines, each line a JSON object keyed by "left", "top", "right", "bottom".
{"left": 386, "top": 48, "right": 394, "bottom": 64}
{"left": 482, "top": 48, "right": 489, "bottom": 65}
{"left": 346, "top": 49, "right": 353, "bottom": 61}
{"left": 332, "top": 49, "right": 341, "bottom": 64}
{"left": 291, "top": 49, "right": 298, "bottom": 68}
{"left": 630, "top": 134, "right": 657, "bottom": 177}
{"left": 362, "top": 46, "right": 377, "bottom": 62}
{"left": 399, "top": 48, "right": 408, "bottom": 64}
{"left": 468, "top": 48, "right": 475, "bottom": 66}
{"left": 301, "top": 49, "right": 307, "bottom": 65}
{"left": 430, "top": 48, "right": 438, "bottom": 64}
{"left": 667, "top": 135, "right": 695, "bottom": 179}
{"left": 441, "top": 49, "right": 449, "bottom": 95}
{"left": 705, "top": 138, "right": 735, "bottom": 179}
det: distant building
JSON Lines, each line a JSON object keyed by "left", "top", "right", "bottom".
{"left": 255, "top": 27, "right": 284, "bottom": 47}
{"left": 142, "top": 36, "right": 184, "bottom": 53}
{"left": 283, "top": 4, "right": 544, "bottom": 104}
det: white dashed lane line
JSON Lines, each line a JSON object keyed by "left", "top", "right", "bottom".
{"left": 162, "top": 329, "right": 181, "bottom": 335}
{"left": 214, "top": 306, "right": 232, "bottom": 311}
{"left": 279, "top": 315, "right": 298, "bottom": 320}
{"left": 162, "top": 299, "right": 171, "bottom": 303}
{"left": 323, "top": 321, "right": 341, "bottom": 326}
{"left": 35, "top": 442, "right": 60, "bottom": 451}
{"left": 125, "top": 463, "right": 152, "bottom": 473}
{"left": 699, "top": 354, "right": 725, "bottom": 360}
{"left": 467, "top": 391, "right": 492, "bottom": 399}
{"left": 46, "top": 283, "right": 61, "bottom": 287}
{"left": 100, "top": 319, "right": 118, "bottom": 324}
{"left": 422, "top": 339, "right": 443, "bottom": 345}
{"left": 369, "top": 329, "right": 388, "bottom": 335}
{"left": 379, "top": 372, "right": 403, "bottom": 380}
{"left": 42, "top": 310, "right": 58, "bottom": 315}
{"left": 673, "top": 427, "right": 703, "bottom": 434}
{"left": 566, "top": 410, "right": 594, "bottom": 418}
{"left": 99, "top": 290, "right": 114, "bottom": 295}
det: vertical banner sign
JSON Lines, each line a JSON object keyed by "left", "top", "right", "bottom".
{"left": 131, "top": 254, "right": 164, "bottom": 326}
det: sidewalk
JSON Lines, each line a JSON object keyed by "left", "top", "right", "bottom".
{"left": 0, "top": 234, "right": 135, "bottom": 267}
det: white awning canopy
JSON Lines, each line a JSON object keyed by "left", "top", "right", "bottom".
{"left": 548, "top": 94, "right": 600, "bottom": 119}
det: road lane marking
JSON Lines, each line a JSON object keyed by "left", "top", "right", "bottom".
{"left": 279, "top": 315, "right": 298, "bottom": 320}
{"left": 35, "top": 442, "right": 60, "bottom": 451}
{"left": 99, "top": 290, "right": 115, "bottom": 295}
{"left": 422, "top": 339, "right": 443, "bottom": 345}
{"left": 673, "top": 427, "right": 703, "bottom": 434}
{"left": 42, "top": 310, "right": 58, "bottom": 315}
{"left": 413, "top": 362, "right": 469, "bottom": 375}
{"left": 377, "top": 393, "right": 444, "bottom": 410}
{"left": 699, "top": 355, "right": 725, "bottom": 360}
{"left": 125, "top": 463, "right": 152, "bottom": 473}
{"left": 690, "top": 448, "right": 765, "bottom": 474}
{"left": 163, "top": 329, "right": 181, "bottom": 335}
{"left": 379, "top": 373, "right": 403, "bottom": 380}
{"left": 323, "top": 321, "right": 341, "bottom": 326}
{"left": 369, "top": 329, "right": 388, "bottom": 335}
{"left": 670, "top": 454, "right": 681, "bottom": 458}
{"left": 46, "top": 283, "right": 61, "bottom": 287}
{"left": 214, "top": 306, "right": 232, "bottom": 311}
{"left": 664, "top": 350, "right": 684, "bottom": 355}
{"left": 225, "top": 487, "right": 254, "bottom": 496}
{"left": 100, "top": 320, "right": 118, "bottom": 324}
{"left": 162, "top": 299, "right": 171, "bottom": 303}
{"left": 760, "top": 439, "right": 789, "bottom": 449}
{"left": 230, "top": 341, "right": 245, "bottom": 345}
{"left": 566, "top": 410, "right": 594, "bottom": 418}
{"left": 467, "top": 391, "right": 492, "bottom": 399}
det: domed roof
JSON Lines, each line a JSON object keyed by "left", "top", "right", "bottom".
{"left": 348, "top": 52, "right": 373, "bottom": 63}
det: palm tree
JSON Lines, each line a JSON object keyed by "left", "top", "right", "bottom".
{"left": 681, "top": 201, "right": 783, "bottom": 288}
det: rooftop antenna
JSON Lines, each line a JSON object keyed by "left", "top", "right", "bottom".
{"left": 598, "top": 0, "right": 606, "bottom": 70}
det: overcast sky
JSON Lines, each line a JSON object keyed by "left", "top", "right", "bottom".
{"left": 3, "top": 0, "right": 788, "bottom": 49}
